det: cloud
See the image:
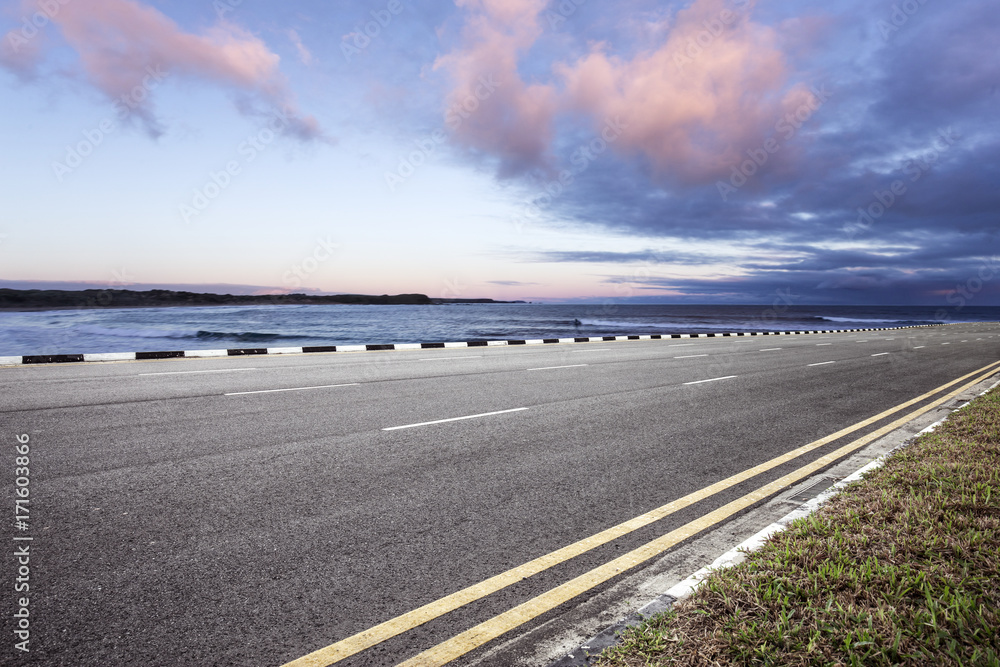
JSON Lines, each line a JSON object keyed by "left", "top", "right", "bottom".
{"left": 436, "top": 0, "right": 817, "bottom": 184}
{"left": 556, "top": 0, "right": 817, "bottom": 184}
{"left": 433, "top": 0, "right": 557, "bottom": 177}
{"left": 287, "top": 28, "right": 314, "bottom": 66}
{"left": 486, "top": 280, "right": 539, "bottom": 286}
{"left": 0, "top": 0, "right": 326, "bottom": 140}
{"left": 520, "top": 249, "right": 733, "bottom": 266}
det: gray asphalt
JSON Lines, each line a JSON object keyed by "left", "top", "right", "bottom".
{"left": 1, "top": 323, "right": 998, "bottom": 666}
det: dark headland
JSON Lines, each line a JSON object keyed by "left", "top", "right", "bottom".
{"left": 0, "top": 288, "right": 525, "bottom": 311}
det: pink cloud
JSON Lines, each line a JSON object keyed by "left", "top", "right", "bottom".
{"left": 559, "top": 0, "right": 816, "bottom": 183}
{"left": 434, "top": 0, "right": 557, "bottom": 177}
{"left": 1, "top": 0, "right": 325, "bottom": 140}
{"left": 440, "top": 0, "right": 820, "bottom": 184}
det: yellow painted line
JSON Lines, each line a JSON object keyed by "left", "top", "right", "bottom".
{"left": 398, "top": 362, "right": 1000, "bottom": 667}
{"left": 281, "top": 360, "right": 1000, "bottom": 667}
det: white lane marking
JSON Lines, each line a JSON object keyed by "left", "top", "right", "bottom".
{"left": 942, "top": 342, "right": 950, "bottom": 345}
{"left": 140, "top": 368, "right": 257, "bottom": 376}
{"left": 383, "top": 407, "right": 529, "bottom": 431}
{"left": 855, "top": 340, "right": 868, "bottom": 343}
{"left": 674, "top": 354, "right": 709, "bottom": 359}
{"left": 683, "top": 375, "right": 738, "bottom": 385}
{"left": 758, "top": 348, "right": 782, "bottom": 352}
{"left": 872, "top": 353, "right": 889, "bottom": 357}
{"left": 418, "top": 356, "right": 482, "bottom": 361}
{"left": 816, "top": 343, "right": 833, "bottom": 346}
{"left": 808, "top": 361, "right": 836, "bottom": 367}
{"left": 914, "top": 346, "right": 926, "bottom": 349}
{"left": 225, "top": 383, "right": 359, "bottom": 396}
{"left": 527, "top": 364, "right": 589, "bottom": 371}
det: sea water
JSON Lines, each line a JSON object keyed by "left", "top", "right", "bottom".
{"left": 0, "top": 303, "right": 997, "bottom": 357}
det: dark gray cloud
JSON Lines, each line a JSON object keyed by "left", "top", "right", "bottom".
{"left": 498, "top": 0, "right": 1000, "bottom": 304}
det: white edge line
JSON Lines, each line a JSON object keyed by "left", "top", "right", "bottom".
{"left": 383, "top": 407, "right": 529, "bottom": 431}
{"left": 683, "top": 375, "right": 737, "bottom": 385}
{"left": 659, "top": 375, "right": 1000, "bottom": 604}
{"left": 225, "top": 383, "right": 359, "bottom": 396}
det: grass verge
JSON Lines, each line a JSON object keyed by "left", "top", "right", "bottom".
{"left": 597, "top": 387, "right": 1000, "bottom": 666}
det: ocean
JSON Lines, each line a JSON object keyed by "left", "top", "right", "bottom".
{"left": 1, "top": 303, "right": 998, "bottom": 357}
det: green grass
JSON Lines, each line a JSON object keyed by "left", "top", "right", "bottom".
{"left": 597, "top": 387, "right": 1000, "bottom": 666}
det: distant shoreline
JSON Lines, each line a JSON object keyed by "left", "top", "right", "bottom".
{"left": 0, "top": 288, "right": 525, "bottom": 312}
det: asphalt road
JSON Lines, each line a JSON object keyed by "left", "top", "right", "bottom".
{"left": 2, "top": 323, "right": 998, "bottom": 666}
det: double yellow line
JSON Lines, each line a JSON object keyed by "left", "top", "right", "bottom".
{"left": 284, "top": 361, "right": 1000, "bottom": 667}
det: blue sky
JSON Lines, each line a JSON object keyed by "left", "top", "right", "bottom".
{"left": 1, "top": 0, "right": 998, "bottom": 304}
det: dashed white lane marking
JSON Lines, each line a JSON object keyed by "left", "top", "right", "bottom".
{"left": 808, "top": 361, "right": 836, "bottom": 367}
{"left": 914, "top": 346, "right": 926, "bottom": 349}
{"left": 816, "top": 343, "right": 833, "bottom": 346}
{"left": 683, "top": 375, "right": 738, "bottom": 385}
{"left": 526, "top": 364, "right": 589, "bottom": 371}
{"left": 674, "top": 354, "right": 709, "bottom": 359}
{"left": 872, "top": 353, "right": 889, "bottom": 357}
{"left": 383, "top": 407, "right": 529, "bottom": 431}
{"left": 141, "top": 368, "right": 258, "bottom": 376}
{"left": 758, "top": 348, "right": 782, "bottom": 352}
{"left": 942, "top": 343, "right": 951, "bottom": 345}
{"left": 225, "top": 383, "right": 359, "bottom": 396}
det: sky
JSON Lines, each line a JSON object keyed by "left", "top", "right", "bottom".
{"left": 0, "top": 0, "right": 998, "bottom": 305}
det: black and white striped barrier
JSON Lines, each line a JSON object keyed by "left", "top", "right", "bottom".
{"left": 0, "top": 325, "right": 942, "bottom": 366}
